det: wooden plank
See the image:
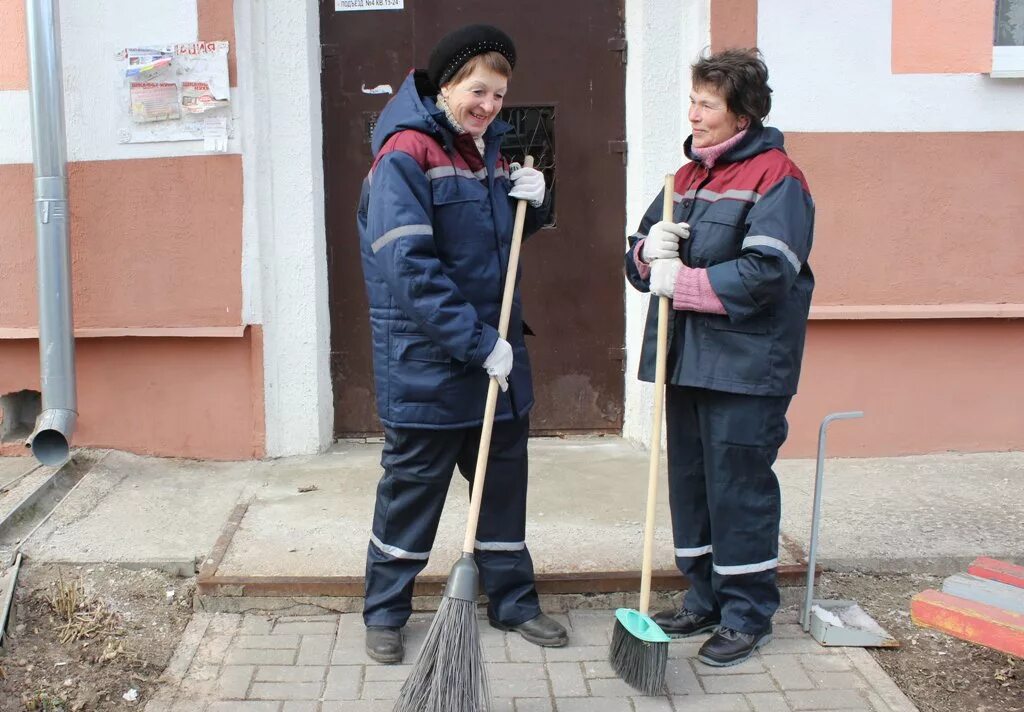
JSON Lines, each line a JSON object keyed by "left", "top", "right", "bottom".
{"left": 911, "top": 589, "right": 1024, "bottom": 658}
{"left": 0, "top": 553, "right": 22, "bottom": 648}
{"left": 968, "top": 557, "right": 1024, "bottom": 589}
{"left": 197, "top": 499, "right": 249, "bottom": 580}
{"left": 195, "top": 564, "right": 811, "bottom": 598}
{"left": 942, "top": 573, "right": 1024, "bottom": 615}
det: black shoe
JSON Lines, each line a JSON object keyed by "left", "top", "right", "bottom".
{"left": 490, "top": 613, "right": 569, "bottom": 648}
{"left": 651, "top": 607, "right": 721, "bottom": 638}
{"left": 365, "top": 625, "right": 404, "bottom": 663}
{"left": 697, "top": 625, "right": 772, "bottom": 667}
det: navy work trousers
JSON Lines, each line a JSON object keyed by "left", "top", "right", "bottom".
{"left": 363, "top": 415, "right": 541, "bottom": 628}
{"left": 665, "top": 385, "right": 792, "bottom": 634}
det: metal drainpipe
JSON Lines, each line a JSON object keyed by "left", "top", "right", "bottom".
{"left": 24, "top": 0, "right": 77, "bottom": 466}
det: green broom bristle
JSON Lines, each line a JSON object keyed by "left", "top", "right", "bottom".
{"left": 393, "top": 595, "right": 490, "bottom": 712}
{"left": 610, "top": 618, "right": 668, "bottom": 696}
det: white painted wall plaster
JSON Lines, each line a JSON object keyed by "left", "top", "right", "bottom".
{"left": 760, "top": 0, "right": 1024, "bottom": 133}
{"left": 621, "top": 0, "right": 708, "bottom": 448}
{"left": 0, "top": 90, "right": 31, "bottom": 164}
{"left": 234, "top": 0, "right": 261, "bottom": 326}
{"left": 0, "top": 0, "right": 242, "bottom": 166}
{"left": 246, "top": 0, "right": 333, "bottom": 456}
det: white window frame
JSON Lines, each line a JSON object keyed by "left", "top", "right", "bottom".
{"left": 992, "top": 0, "right": 1024, "bottom": 77}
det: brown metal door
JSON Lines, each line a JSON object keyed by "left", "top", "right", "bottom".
{"left": 321, "top": 1, "right": 626, "bottom": 436}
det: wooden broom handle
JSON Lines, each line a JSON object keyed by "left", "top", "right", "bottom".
{"left": 639, "top": 174, "right": 675, "bottom": 614}
{"left": 463, "top": 156, "right": 536, "bottom": 554}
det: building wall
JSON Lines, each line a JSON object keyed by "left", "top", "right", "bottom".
{"left": 3, "top": 0, "right": 1019, "bottom": 461}
{"left": 624, "top": 0, "right": 1024, "bottom": 457}
{"left": 0, "top": 0, "right": 269, "bottom": 459}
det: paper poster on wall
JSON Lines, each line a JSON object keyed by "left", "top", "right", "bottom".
{"left": 130, "top": 82, "right": 179, "bottom": 122}
{"left": 336, "top": 0, "right": 404, "bottom": 11}
{"left": 117, "top": 41, "right": 232, "bottom": 146}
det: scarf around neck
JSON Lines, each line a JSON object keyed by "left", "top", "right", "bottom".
{"left": 436, "top": 93, "right": 486, "bottom": 157}
{"left": 689, "top": 128, "right": 748, "bottom": 169}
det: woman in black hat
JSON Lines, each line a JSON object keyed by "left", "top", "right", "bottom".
{"left": 356, "top": 24, "right": 567, "bottom": 664}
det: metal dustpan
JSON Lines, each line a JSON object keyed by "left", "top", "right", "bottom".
{"left": 805, "top": 599, "right": 898, "bottom": 648}
{"left": 800, "top": 412, "right": 898, "bottom": 649}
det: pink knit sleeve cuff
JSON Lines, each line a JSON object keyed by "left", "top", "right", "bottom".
{"left": 633, "top": 238, "right": 651, "bottom": 280}
{"left": 674, "top": 265, "right": 727, "bottom": 315}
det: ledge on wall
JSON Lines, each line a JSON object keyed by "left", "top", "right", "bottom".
{"left": 809, "top": 304, "right": 1024, "bottom": 320}
{"left": 0, "top": 326, "right": 248, "bottom": 339}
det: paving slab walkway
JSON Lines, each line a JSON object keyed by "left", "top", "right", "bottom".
{"left": 145, "top": 608, "right": 917, "bottom": 712}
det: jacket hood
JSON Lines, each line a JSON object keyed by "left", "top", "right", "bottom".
{"left": 371, "top": 70, "right": 511, "bottom": 156}
{"left": 684, "top": 125, "right": 785, "bottom": 165}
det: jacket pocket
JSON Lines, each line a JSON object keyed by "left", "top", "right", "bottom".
{"left": 392, "top": 333, "right": 450, "bottom": 363}
{"left": 689, "top": 203, "right": 748, "bottom": 267}
{"left": 705, "top": 313, "right": 770, "bottom": 335}
{"left": 700, "top": 313, "right": 773, "bottom": 388}
{"left": 390, "top": 333, "right": 451, "bottom": 405}
{"left": 432, "top": 177, "right": 487, "bottom": 206}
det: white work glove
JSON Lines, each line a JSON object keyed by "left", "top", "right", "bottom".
{"left": 483, "top": 337, "right": 514, "bottom": 392}
{"left": 649, "top": 259, "right": 681, "bottom": 299}
{"left": 640, "top": 221, "right": 690, "bottom": 263}
{"left": 508, "top": 162, "right": 545, "bottom": 207}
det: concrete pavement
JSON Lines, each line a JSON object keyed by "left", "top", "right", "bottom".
{"left": 144, "top": 608, "right": 918, "bottom": 712}
{"left": 10, "top": 441, "right": 1022, "bottom": 580}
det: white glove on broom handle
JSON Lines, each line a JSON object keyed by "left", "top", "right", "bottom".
{"left": 462, "top": 156, "right": 535, "bottom": 555}
{"left": 640, "top": 174, "right": 676, "bottom": 615}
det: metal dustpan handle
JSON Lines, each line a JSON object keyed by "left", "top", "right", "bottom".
{"left": 802, "top": 410, "right": 864, "bottom": 632}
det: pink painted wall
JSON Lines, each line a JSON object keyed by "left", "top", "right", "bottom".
{"left": 0, "top": 0, "right": 28, "bottom": 90}
{"left": 197, "top": 0, "right": 238, "bottom": 86}
{"left": 711, "top": 0, "right": 758, "bottom": 52}
{"left": 1, "top": 0, "right": 238, "bottom": 90}
{"left": 892, "top": 0, "right": 993, "bottom": 74}
{"left": 786, "top": 133, "right": 1024, "bottom": 306}
{"left": 0, "top": 156, "right": 243, "bottom": 329}
{"left": 0, "top": 328, "right": 265, "bottom": 460}
{"left": 782, "top": 319, "right": 1024, "bottom": 458}
{"left": 0, "top": 1, "right": 262, "bottom": 460}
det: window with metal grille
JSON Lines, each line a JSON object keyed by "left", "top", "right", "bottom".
{"left": 994, "top": 0, "right": 1024, "bottom": 77}
{"left": 997, "top": 0, "right": 1024, "bottom": 45}
{"left": 364, "top": 111, "right": 380, "bottom": 146}
{"left": 500, "top": 106, "right": 556, "bottom": 227}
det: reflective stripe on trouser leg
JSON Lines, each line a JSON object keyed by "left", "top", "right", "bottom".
{"left": 703, "top": 389, "right": 791, "bottom": 634}
{"left": 665, "top": 386, "right": 718, "bottom": 618}
{"left": 457, "top": 414, "right": 540, "bottom": 626}
{"left": 363, "top": 426, "right": 461, "bottom": 627}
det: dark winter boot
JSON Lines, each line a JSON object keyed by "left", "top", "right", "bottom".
{"left": 697, "top": 625, "right": 772, "bottom": 667}
{"left": 365, "top": 625, "right": 404, "bottom": 663}
{"left": 652, "top": 607, "right": 721, "bottom": 638}
{"left": 490, "top": 613, "right": 568, "bottom": 647}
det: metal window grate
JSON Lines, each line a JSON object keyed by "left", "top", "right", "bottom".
{"left": 996, "top": 0, "right": 1024, "bottom": 45}
{"left": 364, "top": 111, "right": 380, "bottom": 145}
{"left": 500, "top": 106, "right": 556, "bottom": 227}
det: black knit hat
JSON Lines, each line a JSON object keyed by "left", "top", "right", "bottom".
{"left": 427, "top": 24, "right": 516, "bottom": 90}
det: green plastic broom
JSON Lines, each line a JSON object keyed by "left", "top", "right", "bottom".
{"left": 609, "top": 173, "right": 676, "bottom": 694}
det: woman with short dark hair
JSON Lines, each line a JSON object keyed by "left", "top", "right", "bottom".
{"left": 625, "top": 48, "right": 815, "bottom": 666}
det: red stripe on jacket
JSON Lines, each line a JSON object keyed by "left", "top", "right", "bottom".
{"left": 675, "top": 148, "right": 810, "bottom": 198}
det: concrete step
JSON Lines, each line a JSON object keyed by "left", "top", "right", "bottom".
{"left": 194, "top": 501, "right": 811, "bottom": 614}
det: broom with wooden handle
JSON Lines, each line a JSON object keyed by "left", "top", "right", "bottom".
{"left": 394, "top": 156, "right": 536, "bottom": 712}
{"left": 609, "top": 173, "right": 677, "bottom": 695}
